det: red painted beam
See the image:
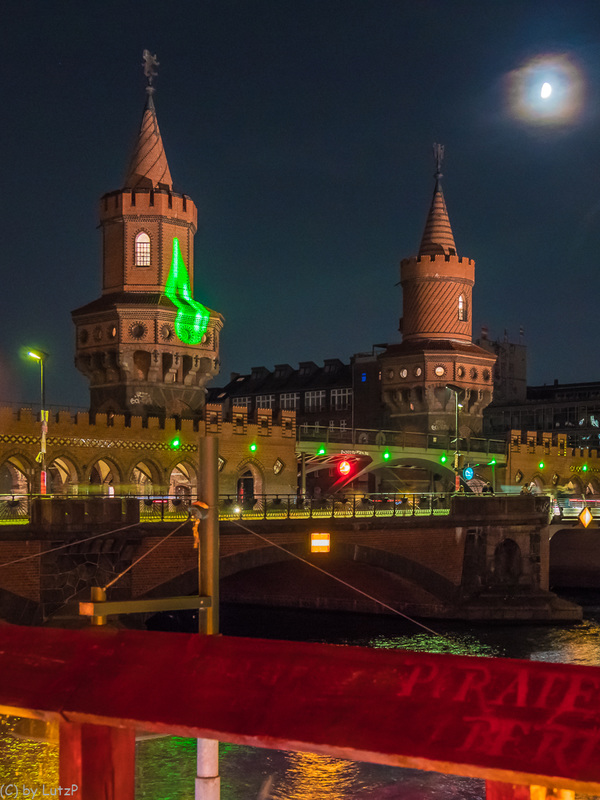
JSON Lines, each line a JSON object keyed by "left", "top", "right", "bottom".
{"left": 59, "top": 720, "right": 135, "bottom": 800}
{"left": 0, "top": 624, "right": 599, "bottom": 791}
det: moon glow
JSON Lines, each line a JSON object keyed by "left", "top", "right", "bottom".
{"left": 505, "top": 54, "right": 584, "bottom": 127}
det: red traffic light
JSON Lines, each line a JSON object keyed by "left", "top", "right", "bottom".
{"left": 337, "top": 459, "right": 352, "bottom": 476}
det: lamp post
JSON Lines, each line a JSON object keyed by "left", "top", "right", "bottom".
{"left": 27, "top": 349, "right": 48, "bottom": 495}
{"left": 446, "top": 384, "right": 464, "bottom": 492}
{"left": 488, "top": 459, "right": 497, "bottom": 493}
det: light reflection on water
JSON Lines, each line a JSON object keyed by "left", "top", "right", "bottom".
{"left": 0, "top": 717, "right": 57, "bottom": 791}
{"left": 135, "top": 738, "right": 483, "bottom": 800}
{"left": 3, "top": 601, "right": 600, "bottom": 799}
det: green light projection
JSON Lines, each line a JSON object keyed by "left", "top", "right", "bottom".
{"left": 165, "top": 238, "right": 210, "bottom": 344}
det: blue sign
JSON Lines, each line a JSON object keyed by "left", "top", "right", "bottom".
{"left": 462, "top": 467, "right": 474, "bottom": 481}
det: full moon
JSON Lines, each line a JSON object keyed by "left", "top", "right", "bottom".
{"left": 541, "top": 82, "right": 552, "bottom": 99}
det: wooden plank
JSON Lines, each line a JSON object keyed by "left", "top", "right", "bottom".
{"left": 0, "top": 624, "right": 599, "bottom": 791}
{"left": 58, "top": 720, "right": 135, "bottom": 800}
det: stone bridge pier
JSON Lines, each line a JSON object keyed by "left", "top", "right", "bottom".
{"left": 0, "top": 496, "right": 581, "bottom": 625}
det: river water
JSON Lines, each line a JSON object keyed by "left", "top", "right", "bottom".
{"left": 1, "top": 592, "right": 600, "bottom": 799}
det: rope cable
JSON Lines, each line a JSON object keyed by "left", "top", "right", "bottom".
{"left": 103, "top": 519, "right": 188, "bottom": 590}
{"left": 0, "top": 521, "right": 143, "bottom": 569}
{"left": 230, "top": 519, "right": 447, "bottom": 640}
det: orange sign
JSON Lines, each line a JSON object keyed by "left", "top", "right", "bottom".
{"left": 579, "top": 507, "right": 593, "bottom": 528}
{"left": 310, "top": 532, "right": 330, "bottom": 552}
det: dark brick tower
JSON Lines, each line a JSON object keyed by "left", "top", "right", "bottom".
{"left": 72, "top": 55, "right": 223, "bottom": 418}
{"left": 380, "top": 145, "right": 495, "bottom": 436}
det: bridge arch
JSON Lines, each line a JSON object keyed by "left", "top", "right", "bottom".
{"left": 168, "top": 459, "right": 198, "bottom": 498}
{"left": 0, "top": 451, "right": 35, "bottom": 494}
{"left": 47, "top": 453, "right": 81, "bottom": 494}
{"left": 235, "top": 458, "right": 265, "bottom": 499}
{"left": 85, "top": 457, "right": 123, "bottom": 493}
{"left": 137, "top": 541, "right": 459, "bottom": 607}
{"left": 128, "top": 457, "right": 163, "bottom": 494}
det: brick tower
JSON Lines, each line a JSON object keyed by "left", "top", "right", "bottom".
{"left": 72, "top": 54, "right": 223, "bottom": 418}
{"left": 380, "top": 145, "right": 495, "bottom": 436}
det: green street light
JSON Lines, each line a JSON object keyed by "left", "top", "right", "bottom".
{"left": 487, "top": 458, "right": 497, "bottom": 493}
{"left": 446, "top": 384, "right": 464, "bottom": 492}
{"left": 27, "top": 349, "right": 49, "bottom": 495}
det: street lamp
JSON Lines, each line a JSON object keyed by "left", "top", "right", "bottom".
{"left": 446, "top": 384, "right": 464, "bottom": 492}
{"left": 27, "top": 349, "right": 49, "bottom": 495}
{"left": 488, "top": 459, "right": 497, "bottom": 493}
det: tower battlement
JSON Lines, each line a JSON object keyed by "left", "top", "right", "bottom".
{"left": 100, "top": 188, "right": 197, "bottom": 228}
{"left": 401, "top": 255, "right": 475, "bottom": 267}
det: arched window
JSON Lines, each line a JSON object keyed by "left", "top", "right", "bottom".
{"left": 458, "top": 294, "right": 468, "bottom": 321}
{"left": 135, "top": 232, "right": 151, "bottom": 267}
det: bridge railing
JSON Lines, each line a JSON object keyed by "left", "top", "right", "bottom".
{"left": 0, "top": 492, "right": 454, "bottom": 525}
{"left": 298, "top": 424, "right": 507, "bottom": 457}
{"left": 217, "top": 492, "right": 453, "bottom": 521}
{"left": 2, "top": 491, "right": 571, "bottom": 526}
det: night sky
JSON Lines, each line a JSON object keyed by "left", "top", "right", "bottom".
{"left": 2, "top": 1, "right": 600, "bottom": 410}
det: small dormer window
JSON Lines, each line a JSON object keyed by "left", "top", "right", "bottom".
{"left": 458, "top": 294, "right": 467, "bottom": 321}
{"left": 135, "top": 232, "right": 151, "bottom": 267}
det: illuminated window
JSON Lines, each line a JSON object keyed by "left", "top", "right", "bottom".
{"left": 135, "top": 232, "right": 151, "bottom": 266}
{"left": 305, "top": 390, "right": 326, "bottom": 412}
{"left": 280, "top": 393, "right": 299, "bottom": 410}
{"left": 256, "top": 395, "right": 275, "bottom": 409}
{"left": 233, "top": 396, "right": 252, "bottom": 409}
{"left": 330, "top": 388, "right": 352, "bottom": 410}
{"left": 458, "top": 294, "right": 468, "bottom": 321}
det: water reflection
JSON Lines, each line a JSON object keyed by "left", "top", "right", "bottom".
{"left": 135, "top": 738, "right": 484, "bottom": 800}
{"left": 0, "top": 716, "right": 57, "bottom": 790}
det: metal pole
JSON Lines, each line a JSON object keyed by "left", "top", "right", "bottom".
{"left": 198, "top": 436, "right": 219, "bottom": 635}
{"left": 196, "top": 435, "right": 220, "bottom": 800}
{"left": 454, "top": 391, "right": 460, "bottom": 491}
{"left": 40, "top": 356, "right": 47, "bottom": 495}
{"left": 300, "top": 452, "right": 306, "bottom": 499}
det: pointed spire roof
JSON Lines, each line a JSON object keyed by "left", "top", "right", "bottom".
{"left": 418, "top": 144, "right": 457, "bottom": 257}
{"left": 124, "top": 86, "right": 173, "bottom": 191}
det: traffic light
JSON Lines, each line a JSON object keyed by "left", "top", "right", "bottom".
{"left": 337, "top": 459, "right": 352, "bottom": 476}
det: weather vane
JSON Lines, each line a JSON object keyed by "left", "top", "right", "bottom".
{"left": 433, "top": 143, "right": 444, "bottom": 178}
{"left": 142, "top": 49, "right": 159, "bottom": 86}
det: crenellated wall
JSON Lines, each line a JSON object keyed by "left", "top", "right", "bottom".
{"left": 0, "top": 404, "right": 297, "bottom": 497}
{"left": 507, "top": 429, "right": 600, "bottom": 493}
